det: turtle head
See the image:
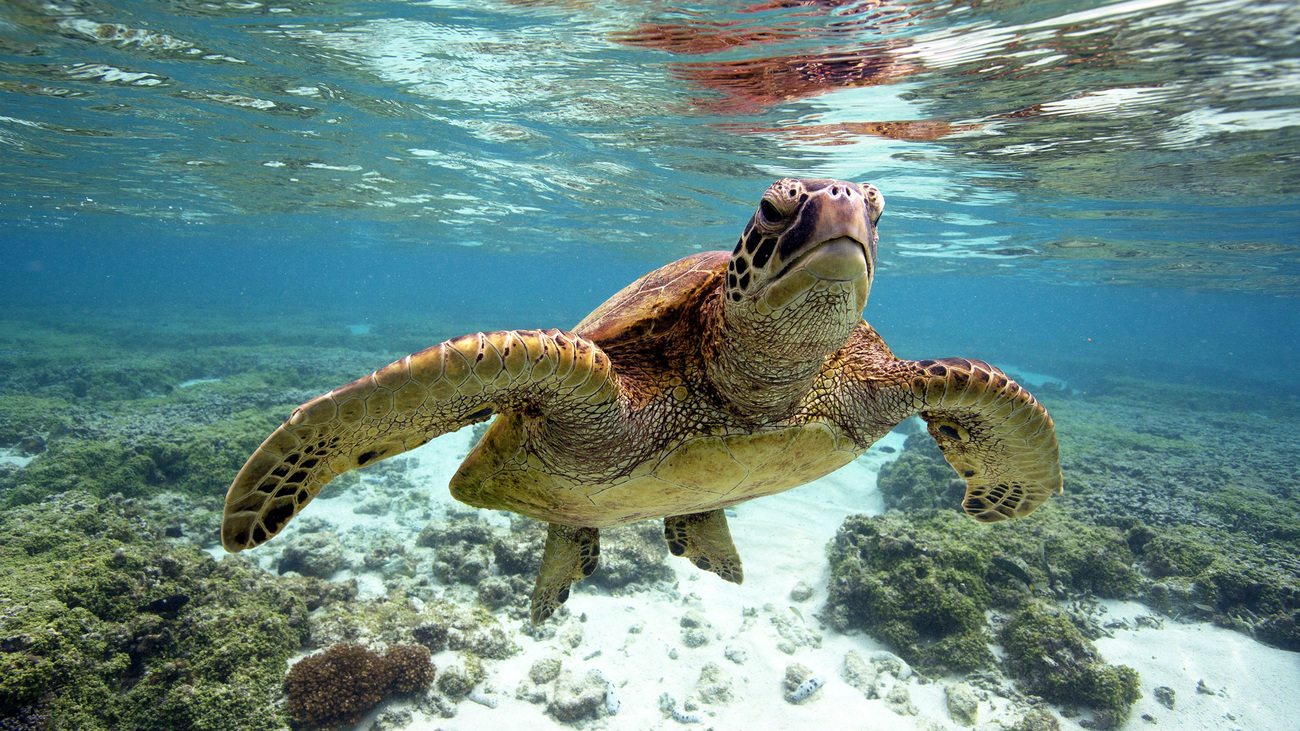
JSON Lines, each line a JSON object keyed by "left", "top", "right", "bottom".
{"left": 710, "top": 178, "right": 883, "bottom": 414}
{"left": 724, "top": 178, "right": 882, "bottom": 339}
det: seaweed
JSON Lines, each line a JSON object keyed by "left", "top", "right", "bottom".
{"left": 0, "top": 491, "right": 328, "bottom": 730}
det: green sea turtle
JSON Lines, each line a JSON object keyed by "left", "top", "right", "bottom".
{"left": 223, "top": 178, "right": 1062, "bottom": 623}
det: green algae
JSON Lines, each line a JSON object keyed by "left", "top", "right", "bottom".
{"left": 1000, "top": 602, "right": 1140, "bottom": 728}
{"left": 825, "top": 506, "right": 1144, "bottom": 674}
{"left": 875, "top": 433, "right": 965, "bottom": 513}
{"left": 0, "top": 491, "right": 314, "bottom": 730}
{"left": 0, "top": 407, "right": 283, "bottom": 509}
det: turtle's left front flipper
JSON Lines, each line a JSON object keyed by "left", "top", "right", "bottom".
{"left": 866, "top": 357, "right": 1062, "bottom": 522}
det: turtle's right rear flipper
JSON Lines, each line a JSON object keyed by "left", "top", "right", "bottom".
{"left": 222, "top": 330, "right": 619, "bottom": 552}
{"left": 531, "top": 524, "right": 600, "bottom": 624}
{"left": 664, "top": 509, "right": 744, "bottom": 584}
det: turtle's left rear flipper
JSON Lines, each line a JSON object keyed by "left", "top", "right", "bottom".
{"left": 222, "top": 330, "right": 619, "bottom": 552}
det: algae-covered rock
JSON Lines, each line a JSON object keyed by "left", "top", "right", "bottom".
{"left": 586, "top": 521, "right": 674, "bottom": 590}
{"left": 278, "top": 531, "right": 348, "bottom": 578}
{"left": 0, "top": 491, "right": 314, "bottom": 730}
{"left": 435, "top": 655, "right": 485, "bottom": 700}
{"left": 694, "top": 662, "right": 733, "bottom": 705}
{"left": 824, "top": 508, "right": 1146, "bottom": 674}
{"left": 1000, "top": 601, "right": 1140, "bottom": 728}
{"left": 529, "top": 656, "right": 563, "bottom": 685}
{"left": 944, "top": 682, "right": 979, "bottom": 726}
{"left": 418, "top": 519, "right": 494, "bottom": 585}
{"left": 547, "top": 669, "right": 607, "bottom": 723}
{"left": 876, "top": 433, "right": 965, "bottom": 513}
{"left": 824, "top": 512, "right": 995, "bottom": 674}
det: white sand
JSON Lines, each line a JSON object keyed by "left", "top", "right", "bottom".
{"left": 252, "top": 427, "right": 1300, "bottom": 731}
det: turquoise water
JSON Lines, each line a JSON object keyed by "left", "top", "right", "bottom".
{"left": 1, "top": 0, "right": 1298, "bottom": 729}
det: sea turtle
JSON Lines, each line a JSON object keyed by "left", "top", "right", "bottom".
{"left": 223, "top": 178, "right": 1062, "bottom": 623}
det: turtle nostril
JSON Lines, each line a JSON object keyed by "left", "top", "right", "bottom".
{"left": 831, "top": 185, "right": 840, "bottom": 196}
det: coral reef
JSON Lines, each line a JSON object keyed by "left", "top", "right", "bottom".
{"left": 312, "top": 594, "right": 518, "bottom": 661}
{"left": 875, "top": 432, "right": 965, "bottom": 512}
{"left": 283, "top": 643, "right": 434, "bottom": 729}
{"left": 586, "top": 521, "right": 674, "bottom": 590}
{"left": 0, "top": 491, "right": 330, "bottom": 730}
{"left": 1000, "top": 602, "right": 1140, "bottom": 728}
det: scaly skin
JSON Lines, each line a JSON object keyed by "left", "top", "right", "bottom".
{"left": 223, "top": 178, "right": 1061, "bottom": 622}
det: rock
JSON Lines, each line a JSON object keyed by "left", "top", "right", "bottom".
{"left": 841, "top": 650, "right": 878, "bottom": 698}
{"left": 548, "top": 670, "right": 608, "bottom": 722}
{"left": 435, "top": 656, "right": 484, "bottom": 700}
{"left": 587, "top": 522, "right": 673, "bottom": 589}
{"left": 380, "top": 556, "right": 414, "bottom": 580}
{"left": 724, "top": 645, "right": 748, "bottom": 665}
{"left": 515, "top": 679, "right": 547, "bottom": 704}
{"left": 944, "top": 682, "right": 979, "bottom": 726}
{"left": 886, "top": 685, "right": 918, "bottom": 716}
{"left": 681, "top": 610, "right": 711, "bottom": 648}
{"left": 491, "top": 518, "right": 546, "bottom": 576}
{"left": 782, "top": 663, "right": 825, "bottom": 704}
{"left": 278, "top": 531, "right": 347, "bottom": 578}
{"left": 1153, "top": 685, "right": 1175, "bottom": 709}
{"left": 769, "top": 607, "right": 821, "bottom": 654}
{"left": 1012, "top": 709, "right": 1062, "bottom": 731}
{"left": 870, "top": 651, "right": 913, "bottom": 681}
{"left": 557, "top": 623, "right": 584, "bottom": 650}
{"left": 530, "top": 656, "right": 563, "bottom": 685}
{"left": 682, "top": 628, "right": 709, "bottom": 648}
{"left": 680, "top": 610, "right": 709, "bottom": 628}
{"left": 695, "top": 662, "right": 733, "bottom": 705}
{"left": 353, "top": 498, "right": 390, "bottom": 516}
{"left": 370, "top": 708, "right": 413, "bottom": 730}
{"left": 790, "top": 581, "right": 814, "bottom": 602}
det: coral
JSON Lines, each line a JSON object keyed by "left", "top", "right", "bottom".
{"left": 0, "top": 491, "right": 321, "bottom": 731}
{"left": 585, "top": 521, "right": 673, "bottom": 590}
{"left": 824, "top": 506, "right": 1150, "bottom": 674}
{"left": 875, "top": 433, "right": 965, "bottom": 513}
{"left": 547, "top": 670, "right": 607, "bottom": 723}
{"left": 999, "top": 602, "right": 1140, "bottom": 728}
{"left": 283, "top": 643, "right": 434, "bottom": 729}
{"left": 434, "top": 655, "right": 484, "bottom": 699}
{"left": 278, "top": 532, "right": 348, "bottom": 579}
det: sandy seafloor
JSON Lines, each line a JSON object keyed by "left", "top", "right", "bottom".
{"left": 236, "top": 423, "right": 1300, "bottom": 731}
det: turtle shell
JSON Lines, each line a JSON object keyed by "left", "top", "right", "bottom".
{"left": 574, "top": 250, "right": 728, "bottom": 348}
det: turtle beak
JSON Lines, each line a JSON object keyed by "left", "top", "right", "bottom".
{"left": 798, "top": 236, "right": 869, "bottom": 282}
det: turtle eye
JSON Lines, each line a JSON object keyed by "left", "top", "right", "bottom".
{"left": 759, "top": 198, "right": 783, "bottom": 224}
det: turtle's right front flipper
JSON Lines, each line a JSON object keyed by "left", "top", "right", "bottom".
{"left": 222, "top": 329, "right": 619, "bottom": 552}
